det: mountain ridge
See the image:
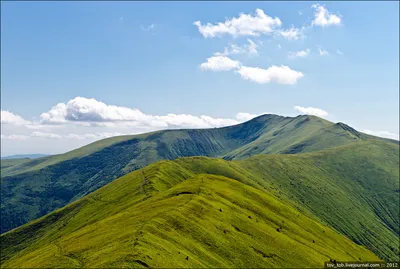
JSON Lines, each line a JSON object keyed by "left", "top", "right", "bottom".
{"left": 1, "top": 140, "right": 397, "bottom": 267}
{"left": 1, "top": 114, "right": 398, "bottom": 234}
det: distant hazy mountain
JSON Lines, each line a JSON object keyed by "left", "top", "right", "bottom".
{"left": 1, "top": 154, "right": 49, "bottom": 160}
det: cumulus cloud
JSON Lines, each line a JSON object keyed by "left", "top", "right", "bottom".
{"left": 194, "top": 9, "right": 282, "bottom": 38}
{"left": 279, "top": 26, "right": 305, "bottom": 40}
{"left": 2, "top": 104, "right": 276, "bottom": 156}
{"left": 38, "top": 97, "right": 273, "bottom": 130}
{"left": 312, "top": 4, "right": 342, "bottom": 27}
{"left": 294, "top": 106, "right": 328, "bottom": 117}
{"left": 215, "top": 39, "right": 259, "bottom": 56}
{"left": 236, "top": 65, "right": 304, "bottom": 85}
{"left": 1, "top": 111, "right": 31, "bottom": 125}
{"left": 40, "top": 103, "right": 68, "bottom": 123}
{"left": 1, "top": 97, "right": 278, "bottom": 156}
{"left": 236, "top": 112, "right": 271, "bottom": 122}
{"left": 288, "top": 49, "right": 310, "bottom": 59}
{"left": 40, "top": 97, "right": 149, "bottom": 124}
{"left": 362, "top": 130, "right": 399, "bottom": 141}
{"left": 200, "top": 56, "right": 241, "bottom": 71}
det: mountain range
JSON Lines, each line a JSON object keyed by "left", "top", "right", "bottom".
{"left": 1, "top": 154, "right": 49, "bottom": 160}
{"left": 1, "top": 114, "right": 399, "bottom": 267}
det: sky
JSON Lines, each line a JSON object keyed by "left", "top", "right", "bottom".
{"left": 1, "top": 1, "right": 399, "bottom": 156}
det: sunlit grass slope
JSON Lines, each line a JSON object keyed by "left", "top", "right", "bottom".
{"left": 1, "top": 174, "right": 378, "bottom": 268}
{"left": 1, "top": 140, "right": 398, "bottom": 267}
{"left": 2, "top": 114, "right": 397, "bottom": 233}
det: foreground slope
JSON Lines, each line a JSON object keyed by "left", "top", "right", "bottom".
{"left": 1, "top": 172, "right": 379, "bottom": 268}
{"left": 1, "top": 140, "right": 398, "bottom": 267}
{"left": 1, "top": 114, "right": 397, "bottom": 233}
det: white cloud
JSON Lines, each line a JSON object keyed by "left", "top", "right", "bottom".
{"left": 1, "top": 132, "right": 129, "bottom": 141}
{"left": 288, "top": 49, "right": 310, "bottom": 59}
{"left": 236, "top": 65, "right": 304, "bottom": 85}
{"left": 1, "top": 134, "right": 29, "bottom": 140}
{"left": 279, "top": 26, "right": 305, "bottom": 40}
{"left": 200, "top": 55, "right": 241, "bottom": 72}
{"left": 154, "top": 114, "right": 237, "bottom": 129}
{"left": 235, "top": 112, "right": 271, "bottom": 122}
{"left": 40, "top": 97, "right": 149, "bottom": 124}
{"left": 336, "top": 49, "right": 344, "bottom": 55}
{"left": 215, "top": 39, "right": 259, "bottom": 57}
{"left": 1, "top": 111, "right": 31, "bottom": 125}
{"left": 245, "top": 39, "right": 259, "bottom": 55}
{"left": 194, "top": 9, "right": 282, "bottom": 38}
{"left": 276, "top": 44, "right": 282, "bottom": 49}
{"left": 318, "top": 46, "right": 329, "bottom": 56}
{"left": 294, "top": 106, "right": 328, "bottom": 117}
{"left": 40, "top": 103, "right": 68, "bottom": 123}
{"left": 312, "top": 4, "right": 342, "bottom": 27}
{"left": 2, "top": 98, "right": 281, "bottom": 156}
{"left": 31, "top": 131, "right": 63, "bottom": 139}
{"left": 140, "top": 24, "right": 156, "bottom": 31}
{"left": 62, "top": 132, "right": 127, "bottom": 140}
{"left": 362, "top": 130, "right": 399, "bottom": 141}
{"left": 38, "top": 97, "right": 272, "bottom": 130}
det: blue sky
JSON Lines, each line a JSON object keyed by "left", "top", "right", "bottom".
{"left": 1, "top": 1, "right": 399, "bottom": 155}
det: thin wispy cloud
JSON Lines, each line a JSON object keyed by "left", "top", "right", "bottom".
{"left": 214, "top": 39, "right": 259, "bottom": 57}
{"left": 288, "top": 49, "right": 310, "bottom": 59}
{"left": 1, "top": 134, "right": 29, "bottom": 140}
{"left": 140, "top": 23, "right": 156, "bottom": 32}
{"left": 336, "top": 49, "right": 344, "bottom": 55}
{"left": 362, "top": 130, "right": 399, "bottom": 140}
{"left": 317, "top": 46, "right": 329, "bottom": 56}
{"left": 279, "top": 26, "right": 306, "bottom": 40}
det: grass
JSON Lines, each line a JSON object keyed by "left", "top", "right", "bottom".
{"left": 1, "top": 140, "right": 398, "bottom": 267}
{"left": 2, "top": 114, "right": 397, "bottom": 234}
{"left": 1, "top": 176, "right": 379, "bottom": 268}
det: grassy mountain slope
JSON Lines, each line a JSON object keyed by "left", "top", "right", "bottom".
{"left": 1, "top": 164, "right": 380, "bottom": 268}
{"left": 1, "top": 140, "right": 398, "bottom": 267}
{"left": 1, "top": 115, "right": 397, "bottom": 233}
{"left": 0, "top": 135, "right": 138, "bottom": 177}
{"left": 1, "top": 159, "right": 32, "bottom": 172}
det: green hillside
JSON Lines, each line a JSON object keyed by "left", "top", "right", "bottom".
{"left": 0, "top": 158, "right": 32, "bottom": 172}
{"left": 1, "top": 140, "right": 398, "bottom": 267}
{"left": 1, "top": 114, "right": 397, "bottom": 233}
